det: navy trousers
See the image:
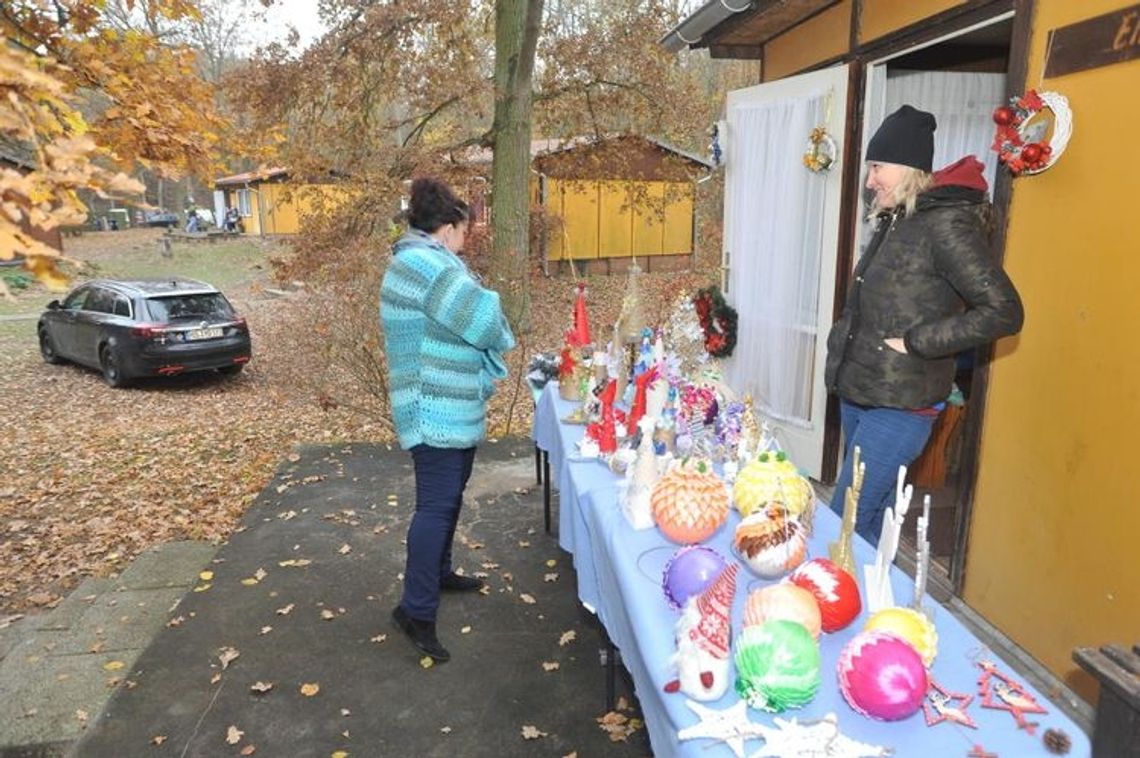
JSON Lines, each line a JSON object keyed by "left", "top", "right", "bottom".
{"left": 400, "top": 444, "right": 477, "bottom": 621}
{"left": 828, "top": 400, "right": 936, "bottom": 546}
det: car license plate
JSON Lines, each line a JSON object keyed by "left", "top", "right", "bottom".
{"left": 187, "top": 327, "right": 223, "bottom": 341}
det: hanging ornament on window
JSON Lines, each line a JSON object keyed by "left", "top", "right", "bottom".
{"left": 991, "top": 89, "right": 1073, "bottom": 175}
{"left": 803, "top": 127, "right": 838, "bottom": 173}
{"left": 803, "top": 90, "right": 838, "bottom": 173}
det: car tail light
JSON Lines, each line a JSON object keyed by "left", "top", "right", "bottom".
{"left": 232, "top": 317, "right": 248, "bottom": 332}
{"left": 131, "top": 323, "right": 170, "bottom": 338}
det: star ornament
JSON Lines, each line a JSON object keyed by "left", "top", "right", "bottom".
{"left": 923, "top": 679, "right": 977, "bottom": 729}
{"left": 977, "top": 659, "right": 1047, "bottom": 734}
{"left": 677, "top": 699, "right": 765, "bottom": 758}
{"left": 749, "top": 713, "right": 892, "bottom": 758}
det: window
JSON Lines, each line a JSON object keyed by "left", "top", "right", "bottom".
{"left": 84, "top": 288, "right": 116, "bottom": 314}
{"left": 145, "top": 293, "right": 234, "bottom": 321}
{"left": 237, "top": 189, "right": 252, "bottom": 217}
{"left": 113, "top": 295, "right": 132, "bottom": 318}
{"left": 62, "top": 288, "right": 89, "bottom": 310}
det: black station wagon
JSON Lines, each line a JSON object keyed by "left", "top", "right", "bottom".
{"left": 38, "top": 279, "right": 252, "bottom": 387}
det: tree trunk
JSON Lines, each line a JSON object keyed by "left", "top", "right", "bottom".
{"left": 490, "top": 0, "right": 544, "bottom": 333}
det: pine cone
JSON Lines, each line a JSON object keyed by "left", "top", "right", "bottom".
{"left": 1043, "top": 728, "right": 1071, "bottom": 754}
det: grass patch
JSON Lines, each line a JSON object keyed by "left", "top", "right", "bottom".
{"left": 0, "top": 237, "right": 278, "bottom": 318}
{"left": 84, "top": 239, "right": 273, "bottom": 290}
{"left": 0, "top": 318, "right": 37, "bottom": 345}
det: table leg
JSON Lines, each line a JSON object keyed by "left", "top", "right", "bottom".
{"left": 605, "top": 640, "right": 619, "bottom": 712}
{"left": 543, "top": 451, "right": 551, "bottom": 534}
{"left": 534, "top": 443, "right": 543, "bottom": 485}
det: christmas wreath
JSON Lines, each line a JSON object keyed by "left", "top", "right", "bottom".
{"left": 991, "top": 89, "right": 1073, "bottom": 175}
{"left": 692, "top": 286, "right": 738, "bottom": 359}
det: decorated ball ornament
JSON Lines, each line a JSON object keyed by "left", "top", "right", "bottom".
{"left": 991, "top": 89, "right": 1073, "bottom": 175}
{"left": 733, "top": 506, "right": 808, "bottom": 579}
{"left": 838, "top": 630, "right": 929, "bottom": 721}
{"left": 651, "top": 458, "right": 730, "bottom": 544}
{"left": 743, "top": 583, "right": 822, "bottom": 640}
{"left": 732, "top": 450, "right": 815, "bottom": 527}
{"left": 662, "top": 545, "right": 729, "bottom": 610}
{"left": 864, "top": 607, "right": 939, "bottom": 668}
{"left": 788, "top": 558, "right": 861, "bottom": 633}
{"left": 734, "top": 620, "right": 821, "bottom": 713}
{"left": 803, "top": 126, "right": 838, "bottom": 173}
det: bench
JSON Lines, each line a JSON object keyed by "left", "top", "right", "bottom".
{"left": 1073, "top": 643, "right": 1140, "bottom": 757}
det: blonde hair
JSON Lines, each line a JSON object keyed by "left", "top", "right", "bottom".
{"left": 867, "top": 166, "right": 934, "bottom": 220}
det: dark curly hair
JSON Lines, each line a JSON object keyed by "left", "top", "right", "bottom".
{"left": 407, "top": 177, "right": 469, "bottom": 233}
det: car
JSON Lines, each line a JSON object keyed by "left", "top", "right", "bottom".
{"left": 144, "top": 211, "right": 180, "bottom": 228}
{"left": 38, "top": 279, "right": 252, "bottom": 387}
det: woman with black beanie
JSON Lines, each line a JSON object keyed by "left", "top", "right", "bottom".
{"left": 824, "top": 105, "right": 1024, "bottom": 546}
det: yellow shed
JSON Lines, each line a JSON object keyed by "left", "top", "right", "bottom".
{"left": 214, "top": 168, "right": 343, "bottom": 236}
{"left": 531, "top": 135, "right": 711, "bottom": 273}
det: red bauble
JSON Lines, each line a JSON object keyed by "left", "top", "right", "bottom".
{"left": 1021, "top": 143, "right": 1044, "bottom": 165}
{"left": 788, "top": 558, "right": 862, "bottom": 633}
{"left": 992, "top": 106, "right": 1016, "bottom": 126}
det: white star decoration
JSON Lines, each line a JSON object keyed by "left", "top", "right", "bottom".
{"left": 677, "top": 699, "right": 766, "bottom": 758}
{"left": 676, "top": 701, "right": 893, "bottom": 758}
{"left": 749, "top": 713, "right": 892, "bottom": 758}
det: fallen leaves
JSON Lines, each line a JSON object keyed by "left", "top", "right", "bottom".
{"left": 226, "top": 725, "right": 244, "bottom": 745}
{"left": 521, "top": 725, "right": 548, "bottom": 740}
{"left": 370, "top": 634, "right": 387, "bottom": 644}
{"left": 102, "top": 660, "right": 125, "bottom": 672}
{"left": 240, "top": 746, "right": 257, "bottom": 756}
{"left": 275, "top": 603, "right": 295, "bottom": 616}
{"left": 596, "top": 710, "right": 644, "bottom": 743}
{"left": 419, "top": 657, "right": 434, "bottom": 669}
{"left": 559, "top": 630, "right": 577, "bottom": 647}
{"left": 218, "top": 646, "right": 240, "bottom": 670}
{"left": 250, "top": 681, "right": 274, "bottom": 693}
{"left": 544, "top": 573, "right": 559, "bottom": 582}
{"left": 150, "top": 735, "right": 167, "bottom": 745}
{"left": 299, "top": 682, "right": 320, "bottom": 697}
{"left": 519, "top": 593, "right": 537, "bottom": 605}
{"left": 542, "top": 661, "right": 560, "bottom": 671}
{"left": 277, "top": 559, "right": 312, "bottom": 568}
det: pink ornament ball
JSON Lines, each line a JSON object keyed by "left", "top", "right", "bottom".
{"left": 788, "top": 558, "right": 861, "bottom": 633}
{"left": 838, "top": 630, "right": 929, "bottom": 721}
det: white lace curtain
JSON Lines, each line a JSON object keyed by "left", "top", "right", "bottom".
{"left": 724, "top": 92, "right": 830, "bottom": 426}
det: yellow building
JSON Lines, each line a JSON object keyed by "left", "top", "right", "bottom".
{"left": 214, "top": 168, "right": 341, "bottom": 236}
{"left": 665, "top": 0, "right": 1139, "bottom": 715}
{"left": 530, "top": 135, "right": 712, "bottom": 272}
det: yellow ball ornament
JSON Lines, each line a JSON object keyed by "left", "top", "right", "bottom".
{"left": 863, "top": 607, "right": 939, "bottom": 668}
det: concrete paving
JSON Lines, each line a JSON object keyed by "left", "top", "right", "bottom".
{"left": 53, "top": 438, "right": 650, "bottom": 758}
{"left": 0, "top": 543, "right": 216, "bottom": 758}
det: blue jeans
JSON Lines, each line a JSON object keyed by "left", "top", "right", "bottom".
{"left": 829, "top": 400, "right": 936, "bottom": 547}
{"left": 400, "top": 445, "right": 477, "bottom": 621}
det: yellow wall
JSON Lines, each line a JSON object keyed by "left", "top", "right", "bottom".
{"left": 857, "top": 0, "right": 965, "bottom": 44}
{"left": 964, "top": 0, "right": 1140, "bottom": 701}
{"left": 545, "top": 179, "right": 694, "bottom": 261}
{"left": 763, "top": 0, "right": 852, "bottom": 82}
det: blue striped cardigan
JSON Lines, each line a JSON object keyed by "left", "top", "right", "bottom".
{"left": 380, "top": 230, "right": 516, "bottom": 449}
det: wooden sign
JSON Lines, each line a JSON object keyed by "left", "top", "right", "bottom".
{"left": 1044, "top": 4, "right": 1140, "bottom": 79}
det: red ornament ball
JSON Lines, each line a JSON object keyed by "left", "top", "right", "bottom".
{"left": 788, "top": 558, "right": 862, "bottom": 633}
{"left": 993, "top": 106, "right": 1016, "bottom": 126}
{"left": 1021, "top": 143, "right": 1044, "bottom": 164}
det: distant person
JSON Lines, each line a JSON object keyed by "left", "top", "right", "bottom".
{"left": 825, "top": 105, "right": 1024, "bottom": 546}
{"left": 380, "top": 177, "right": 516, "bottom": 663}
{"left": 186, "top": 205, "right": 199, "bottom": 233}
{"left": 224, "top": 207, "right": 240, "bottom": 233}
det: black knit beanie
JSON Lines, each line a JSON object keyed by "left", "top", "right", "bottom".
{"left": 865, "top": 105, "right": 937, "bottom": 172}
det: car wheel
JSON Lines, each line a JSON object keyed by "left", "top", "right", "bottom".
{"left": 39, "top": 328, "right": 63, "bottom": 364}
{"left": 99, "top": 345, "right": 128, "bottom": 387}
{"left": 217, "top": 363, "right": 245, "bottom": 377}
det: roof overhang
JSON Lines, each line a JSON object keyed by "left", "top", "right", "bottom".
{"left": 661, "top": 0, "right": 840, "bottom": 60}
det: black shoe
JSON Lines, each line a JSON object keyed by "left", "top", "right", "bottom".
{"left": 440, "top": 572, "right": 484, "bottom": 592}
{"left": 391, "top": 606, "right": 450, "bottom": 662}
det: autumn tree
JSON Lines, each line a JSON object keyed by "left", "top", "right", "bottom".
{"left": 0, "top": 0, "right": 227, "bottom": 288}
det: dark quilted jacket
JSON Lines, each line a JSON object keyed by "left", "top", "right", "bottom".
{"left": 824, "top": 176, "right": 1024, "bottom": 410}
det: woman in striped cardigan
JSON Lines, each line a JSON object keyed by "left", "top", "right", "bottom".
{"left": 380, "top": 177, "right": 516, "bottom": 662}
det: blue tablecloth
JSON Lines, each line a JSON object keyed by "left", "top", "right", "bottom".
{"left": 534, "top": 382, "right": 1090, "bottom": 757}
